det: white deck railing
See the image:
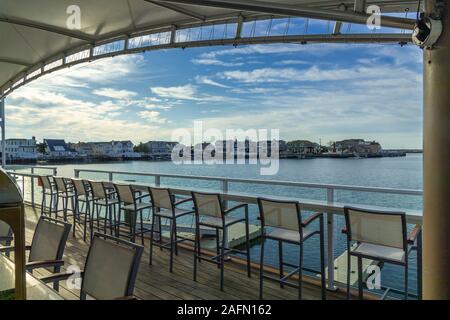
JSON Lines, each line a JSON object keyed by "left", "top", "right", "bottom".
{"left": 8, "top": 166, "right": 423, "bottom": 292}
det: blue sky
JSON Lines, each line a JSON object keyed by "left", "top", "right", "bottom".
{"left": 6, "top": 39, "right": 423, "bottom": 149}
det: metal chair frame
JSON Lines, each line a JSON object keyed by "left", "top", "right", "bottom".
{"left": 257, "top": 197, "right": 326, "bottom": 300}
{"left": 192, "top": 191, "right": 252, "bottom": 291}
{"left": 88, "top": 180, "right": 119, "bottom": 238}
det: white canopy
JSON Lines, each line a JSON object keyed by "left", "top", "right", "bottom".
{"left": 0, "top": 0, "right": 419, "bottom": 97}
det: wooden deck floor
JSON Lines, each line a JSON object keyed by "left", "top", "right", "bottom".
{"left": 24, "top": 206, "right": 346, "bottom": 300}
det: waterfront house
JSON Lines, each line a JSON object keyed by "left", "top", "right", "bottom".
{"left": 44, "top": 139, "right": 79, "bottom": 159}
{"left": 0, "top": 137, "right": 37, "bottom": 162}
{"left": 335, "top": 139, "right": 382, "bottom": 156}
{"left": 286, "top": 140, "right": 320, "bottom": 155}
{"left": 111, "top": 140, "right": 140, "bottom": 158}
{"left": 144, "top": 141, "right": 178, "bottom": 159}
{"left": 71, "top": 141, "right": 140, "bottom": 159}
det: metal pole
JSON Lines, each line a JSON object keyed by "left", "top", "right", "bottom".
{"left": 326, "top": 187, "right": 336, "bottom": 290}
{"left": 31, "top": 167, "right": 35, "bottom": 207}
{"left": 1, "top": 98, "right": 5, "bottom": 168}
{"left": 423, "top": 0, "right": 450, "bottom": 300}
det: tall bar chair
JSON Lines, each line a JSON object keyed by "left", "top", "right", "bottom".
{"left": 38, "top": 175, "right": 57, "bottom": 217}
{"left": 71, "top": 178, "right": 92, "bottom": 241}
{"left": 88, "top": 180, "right": 119, "bottom": 237}
{"left": 53, "top": 176, "right": 76, "bottom": 222}
{"left": 257, "top": 198, "right": 326, "bottom": 300}
{"left": 148, "top": 187, "right": 194, "bottom": 273}
{"left": 114, "top": 183, "right": 152, "bottom": 244}
{"left": 343, "top": 206, "right": 422, "bottom": 300}
{"left": 192, "top": 191, "right": 251, "bottom": 291}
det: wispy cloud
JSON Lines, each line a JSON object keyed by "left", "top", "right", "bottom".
{"left": 92, "top": 88, "right": 138, "bottom": 100}
{"left": 195, "top": 75, "right": 230, "bottom": 88}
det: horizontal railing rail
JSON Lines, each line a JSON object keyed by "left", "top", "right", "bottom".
{"left": 9, "top": 167, "right": 423, "bottom": 295}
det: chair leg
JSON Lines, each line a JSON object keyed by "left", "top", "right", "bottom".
{"left": 245, "top": 213, "right": 251, "bottom": 278}
{"left": 220, "top": 227, "right": 226, "bottom": 291}
{"left": 298, "top": 242, "right": 303, "bottom": 300}
{"left": 63, "top": 196, "right": 68, "bottom": 222}
{"left": 347, "top": 246, "right": 351, "bottom": 300}
{"left": 140, "top": 211, "right": 145, "bottom": 245}
{"left": 259, "top": 237, "right": 265, "bottom": 300}
{"left": 169, "top": 219, "right": 174, "bottom": 273}
{"left": 72, "top": 198, "right": 78, "bottom": 237}
{"left": 417, "top": 231, "right": 423, "bottom": 300}
{"left": 215, "top": 228, "right": 220, "bottom": 269}
{"left": 158, "top": 215, "right": 163, "bottom": 251}
{"left": 173, "top": 218, "right": 178, "bottom": 255}
{"left": 83, "top": 200, "right": 89, "bottom": 242}
{"left": 193, "top": 216, "right": 199, "bottom": 282}
{"left": 279, "top": 241, "right": 284, "bottom": 288}
{"left": 358, "top": 256, "right": 363, "bottom": 300}
{"left": 54, "top": 195, "right": 59, "bottom": 220}
{"left": 149, "top": 213, "right": 156, "bottom": 265}
{"left": 405, "top": 262, "right": 408, "bottom": 300}
{"left": 41, "top": 193, "right": 45, "bottom": 216}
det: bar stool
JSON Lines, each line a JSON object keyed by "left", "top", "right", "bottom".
{"left": 70, "top": 178, "right": 92, "bottom": 241}
{"left": 191, "top": 191, "right": 251, "bottom": 291}
{"left": 148, "top": 187, "right": 194, "bottom": 273}
{"left": 53, "top": 176, "right": 76, "bottom": 222}
{"left": 115, "top": 183, "right": 152, "bottom": 244}
{"left": 38, "top": 175, "right": 57, "bottom": 217}
{"left": 343, "top": 206, "right": 422, "bottom": 300}
{"left": 88, "top": 180, "right": 119, "bottom": 237}
{"left": 257, "top": 198, "right": 326, "bottom": 300}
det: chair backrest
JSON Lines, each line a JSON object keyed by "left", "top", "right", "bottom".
{"left": 0, "top": 221, "right": 12, "bottom": 245}
{"left": 28, "top": 216, "right": 71, "bottom": 263}
{"left": 71, "top": 178, "right": 87, "bottom": 196}
{"left": 191, "top": 192, "right": 223, "bottom": 218}
{"left": 53, "top": 176, "right": 67, "bottom": 192}
{"left": 344, "top": 206, "right": 407, "bottom": 250}
{"left": 81, "top": 233, "right": 143, "bottom": 300}
{"left": 257, "top": 198, "right": 301, "bottom": 232}
{"left": 39, "top": 175, "right": 53, "bottom": 190}
{"left": 115, "top": 184, "right": 135, "bottom": 204}
{"left": 148, "top": 187, "right": 172, "bottom": 210}
{"left": 89, "top": 180, "right": 107, "bottom": 199}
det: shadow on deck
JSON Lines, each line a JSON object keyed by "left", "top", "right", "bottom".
{"left": 24, "top": 205, "right": 347, "bottom": 300}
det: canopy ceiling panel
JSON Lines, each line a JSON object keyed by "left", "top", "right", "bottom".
{"left": 0, "top": 0, "right": 419, "bottom": 97}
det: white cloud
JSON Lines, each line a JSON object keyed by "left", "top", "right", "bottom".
{"left": 93, "top": 88, "right": 138, "bottom": 100}
{"left": 150, "top": 84, "right": 232, "bottom": 102}
{"left": 191, "top": 58, "right": 243, "bottom": 67}
{"left": 195, "top": 76, "right": 230, "bottom": 88}
{"left": 138, "top": 110, "right": 167, "bottom": 124}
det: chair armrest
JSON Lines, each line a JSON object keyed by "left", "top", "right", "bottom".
{"left": 135, "top": 193, "right": 150, "bottom": 201}
{"left": 40, "top": 271, "right": 84, "bottom": 285}
{"left": 408, "top": 224, "right": 422, "bottom": 244}
{"left": 0, "top": 245, "right": 31, "bottom": 254}
{"left": 341, "top": 228, "right": 347, "bottom": 234}
{"left": 0, "top": 236, "right": 13, "bottom": 242}
{"left": 26, "top": 259, "right": 64, "bottom": 271}
{"left": 113, "top": 296, "right": 138, "bottom": 300}
{"left": 224, "top": 203, "right": 248, "bottom": 215}
{"left": 301, "top": 212, "right": 323, "bottom": 227}
{"left": 174, "top": 197, "right": 193, "bottom": 206}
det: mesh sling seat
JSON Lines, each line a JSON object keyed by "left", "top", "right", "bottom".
{"left": 88, "top": 180, "right": 119, "bottom": 237}
{"left": 0, "top": 221, "right": 13, "bottom": 257}
{"left": 192, "top": 191, "right": 251, "bottom": 291}
{"left": 114, "top": 183, "right": 152, "bottom": 244}
{"left": 53, "top": 176, "right": 76, "bottom": 222}
{"left": 148, "top": 187, "right": 194, "bottom": 273}
{"left": 343, "top": 206, "right": 422, "bottom": 300}
{"left": 257, "top": 198, "right": 326, "bottom": 300}
{"left": 70, "top": 178, "right": 93, "bottom": 241}
{"left": 38, "top": 175, "right": 58, "bottom": 217}
{"left": 0, "top": 216, "right": 71, "bottom": 290}
{"left": 41, "top": 233, "right": 143, "bottom": 300}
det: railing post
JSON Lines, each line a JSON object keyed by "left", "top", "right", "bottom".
{"left": 53, "top": 167, "right": 57, "bottom": 176}
{"left": 326, "top": 187, "right": 337, "bottom": 291}
{"left": 155, "top": 175, "right": 160, "bottom": 187}
{"left": 108, "top": 172, "right": 113, "bottom": 182}
{"left": 222, "top": 179, "right": 228, "bottom": 208}
{"left": 74, "top": 169, "right": 80, "bottom": 178}
{"left": 30, "top": 167, "right": 35, "bottom": 207}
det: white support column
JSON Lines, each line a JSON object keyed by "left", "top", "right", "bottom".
{"left": 0, "top": 98, "right": 5, "bottom": 167}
